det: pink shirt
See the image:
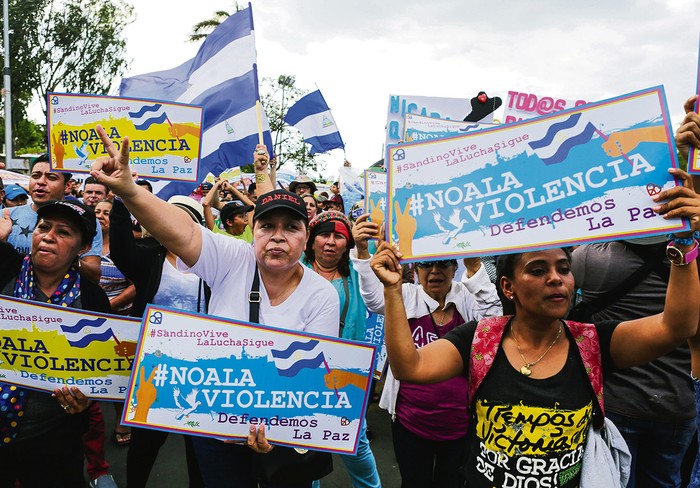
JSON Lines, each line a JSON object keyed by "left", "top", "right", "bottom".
{"left": 396, "top": 310, "right": 469, "bottom": 441}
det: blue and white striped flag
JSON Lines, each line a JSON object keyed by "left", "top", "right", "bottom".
{"left": 60, "top": 318, "right": 115, "bottom": 348}
{"left": 284, "top": 89, "right": 344, "bottom": 155}
{"left": 528, "top": 113, "right": 597, "bottom": 165}
{"left": 129, "top": 104, "right": 168, "bottom": 131}
{"left": 119, "top": 3, "right": 273, "bottom": 199}
{"left": 270, "top": 339, "right": 327, "bottom": 377}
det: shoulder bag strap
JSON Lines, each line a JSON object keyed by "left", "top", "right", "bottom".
{"left": 468, "top": 316, "right": 510, "bottom": 403}
{"left": 565, "top": 320, "right": 605, "bottom": 428}
{"left": 248, "top": 264, "right": 261, "bottom": 324}
{"left": 339, "top": 276, "right": 349, "bottom": 336}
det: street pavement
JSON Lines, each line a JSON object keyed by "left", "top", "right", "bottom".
{"left": 99, "top": 399, "right": 401, "bottom": 487}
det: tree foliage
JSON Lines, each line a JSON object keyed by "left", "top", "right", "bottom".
{"left": 0, "top": 0, "right": 133, "bottom": 155}
{"left": 260, "top": 75, "right": 319, "bottom": 174}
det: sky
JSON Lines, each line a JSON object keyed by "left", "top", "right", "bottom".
{"left": 95, "top": 0, "right": 700, "bottom": 179}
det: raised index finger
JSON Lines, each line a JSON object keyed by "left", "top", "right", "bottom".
{"left": 96, "top": 124, "right": 130, "bottom": 162}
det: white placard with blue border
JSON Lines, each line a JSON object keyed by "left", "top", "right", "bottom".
{"left": 404, "top": 113, "right": 494, "bottom": 142}
{"left": 386, "top": 86, "right": 687, "bottom": 261}
{"left": 122, "top": 306, "right": 376, "bottom": 454}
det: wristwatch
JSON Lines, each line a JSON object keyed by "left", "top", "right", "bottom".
{"left": 666, "top": 240, "right": 699, "bottom": 266}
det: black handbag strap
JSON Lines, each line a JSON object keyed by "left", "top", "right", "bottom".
{"left": 339, "top": 276, "right": 349, "bottom": 335}
{"left": 249, "top": 264, "right": 261, "bottom": 323}
{"left": 582, "top": 243, "right": 667, "bottom": 317}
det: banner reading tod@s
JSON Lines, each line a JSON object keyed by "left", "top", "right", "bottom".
{"left": 0, "top": 296, "right": 140, "bottom": 400}
{"left": 386, "top": 86, "right": 687, "bottom": 261}
{"left": 123, "top": 306, "right": 376, "bottom": 454}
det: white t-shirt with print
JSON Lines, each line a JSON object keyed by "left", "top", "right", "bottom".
{"left": 178, "top": 227, "right": 339, "bottom": 337}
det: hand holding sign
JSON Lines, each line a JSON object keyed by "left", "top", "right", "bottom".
{"left": 352, "top": 214, "right": 379, "bottom": 259}
{"left": 52, "top": 386, "right": 91, "bottom": 414}
{"left": 676, "top": 95, "right": 700, "bottom": 162}
{"left": 247, "top": 422, "right": 273, "bottom": 453}
{"left": 652, "top": 168, "right": 700, "bottom": 229}
{"left": 370, "top": 242, "right": 403, "bottom": 289}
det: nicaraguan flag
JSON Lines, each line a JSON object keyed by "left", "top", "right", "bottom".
{"left": 528, "top": 113, "right": 597, "bottom": 165}
{"left": 119, "top": 2, "right": 273, "bottom": 199}
{"left": 271, "top": 340, "right": 326, "bottom": 377}
{"left": 129, "top": 104, "right": 168, "bottom": 131}
{"left": 284, "top": 89, "right": 344, "bottom": 155}
{"left": 60, "top": 318, "right": 115, "bottom": 348}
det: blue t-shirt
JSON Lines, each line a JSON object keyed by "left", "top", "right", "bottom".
{"left": 7, "top": 204, "right": 102, "bottom": 256}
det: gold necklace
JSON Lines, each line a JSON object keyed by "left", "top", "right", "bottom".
{"left": 510, "top": 321, "right": 562, "bottom": 376}
{"left": 433, "top": 304, "right": 450, "bottom": 326}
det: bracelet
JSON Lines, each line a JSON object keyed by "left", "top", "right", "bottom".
{"left": 667, "top": 231, "right": 700, "bottom": 246}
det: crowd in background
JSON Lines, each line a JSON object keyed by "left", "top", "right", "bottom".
{"left": 0, "top": 98, "right": 700, "bottom": 488}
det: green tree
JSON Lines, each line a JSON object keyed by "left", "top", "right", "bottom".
{"left": 260, "top": 75, "right": 319, "bottom": 174}
{"left": 0, "top": 0, "right": 133, "bottom": 155}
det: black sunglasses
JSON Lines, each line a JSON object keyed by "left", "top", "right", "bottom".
{"left": 415, "top": 260, "right": 457, "bottom": 269}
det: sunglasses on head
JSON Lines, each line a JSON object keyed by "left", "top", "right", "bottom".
{"left": 415, "top": 260, "right": 456, "bottom": 269}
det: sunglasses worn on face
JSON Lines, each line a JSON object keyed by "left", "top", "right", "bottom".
{"left": 415, "top": 260, "right": 456, "bottom": 269}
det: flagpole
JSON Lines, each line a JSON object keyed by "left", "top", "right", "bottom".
{"left": 255, "top": 101, "right": 263, "bottom": 145}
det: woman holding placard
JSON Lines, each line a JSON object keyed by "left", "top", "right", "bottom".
{"left": 351, "top": 213, "right": 501, "bottom": 488}
{"left": 0, "top": 199, "right": 111, "bottom": 487}
{"left": 368, "top": 168, "right": 700, "bottom": 488}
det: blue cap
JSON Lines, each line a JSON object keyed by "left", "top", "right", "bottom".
{"left": 5, "top": 184, "right": 28, "bottom": 201}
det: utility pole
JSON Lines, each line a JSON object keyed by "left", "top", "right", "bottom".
{"left": 2, "top": 0, "right": 21, "bottom": 169}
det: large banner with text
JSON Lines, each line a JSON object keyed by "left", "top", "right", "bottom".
{"left": 0, "top": 296, "right": 140, "bottom": 400}
{"left": 386, "top": 86, "right": 687, "bottom": 261}
{"left": 123, "top": 306, "right": 376, "bottom": 454}
{"left": 47, "top": 93, "right": 203, "bottom": 181}
{"left": 386, "top": 94, "right": 496, "bottom": 148}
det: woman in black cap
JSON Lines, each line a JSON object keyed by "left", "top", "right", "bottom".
{"left": 0, "top": 199, "right": 111, "bottom": 487}
{"left": 90, "top": 125, "right": 339, "bottom": 488}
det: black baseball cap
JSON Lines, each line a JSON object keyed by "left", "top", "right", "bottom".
{"left": 36, "top": 199, "right": 97, "bottom": 245}
{"left": 220, "top": 200, "right": 254, "bottom": 223}
{"left": 253, "top": 190, "right": 308, "bottom": 223}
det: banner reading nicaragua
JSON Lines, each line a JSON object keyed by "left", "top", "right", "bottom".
{"left": 386, "top": 86, "right": 687, "bottom": 261}
{"left": 0, "top": 296, "right": 140, "bottom": 400}
{"left": 364, "top": 170, "right": 387, "bottom": 240}
{"left": 47, "top": 93, "right": 204, "bottom": 182}
{"left": 123, "top": 306, "right": 376, "bottom": 454}
{"left": 386, "top": 94, "right": 496, "bottom": 147}
{"left": 404, "top": 113, "right": 493, "bottom": 142}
